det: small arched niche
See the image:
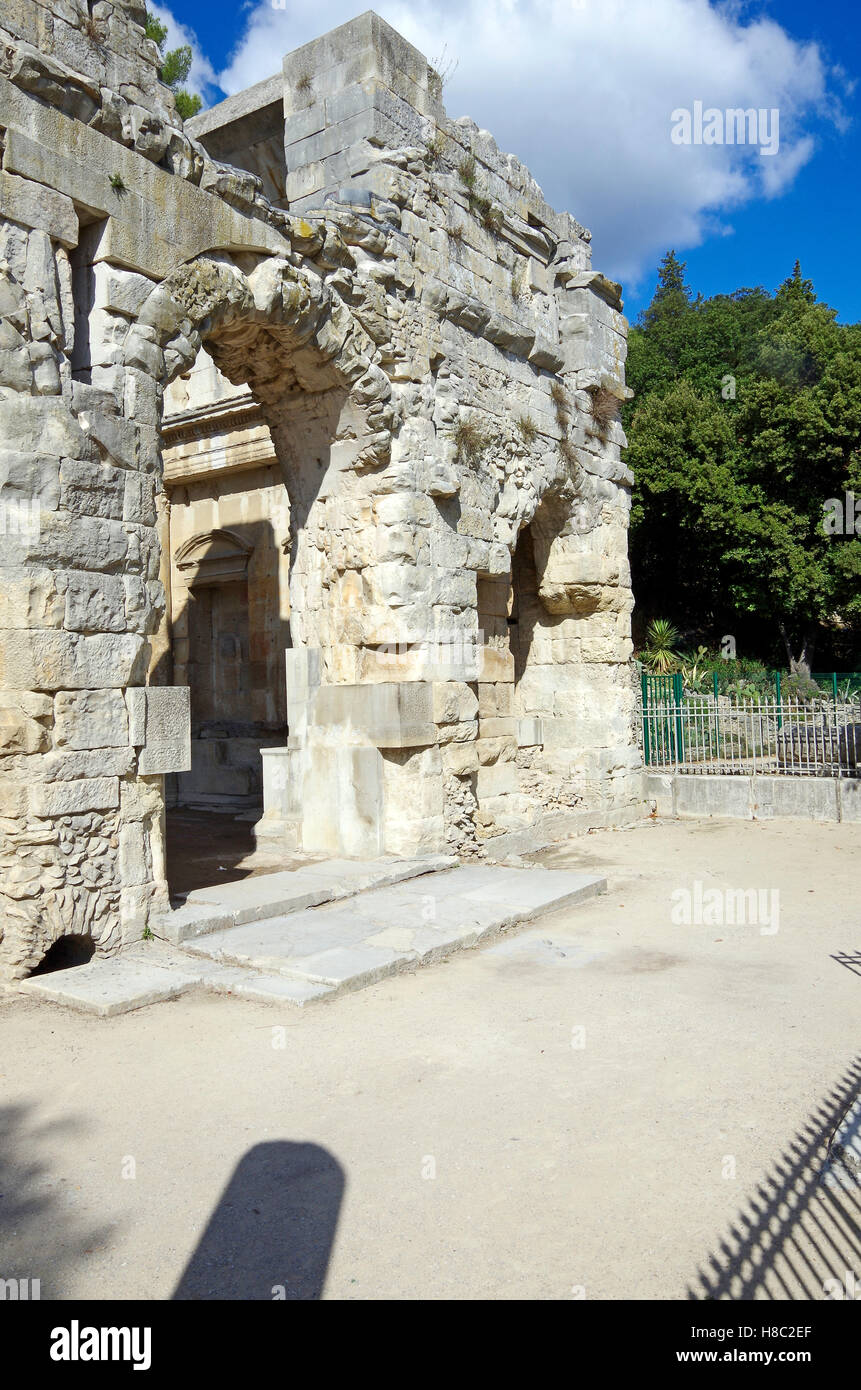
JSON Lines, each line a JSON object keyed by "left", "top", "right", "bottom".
{"left": 29, "top": 935, "right": 96, "bottom": 976}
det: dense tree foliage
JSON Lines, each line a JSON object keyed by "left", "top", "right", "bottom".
{"left": 624, "top": 253, "right": 861, "bottom": 671}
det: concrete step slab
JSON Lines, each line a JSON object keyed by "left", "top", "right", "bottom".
{"left": 182, "top": 867, "right": 606, "bottom": 992}
{"left": 18, "top": 948, "right": 204, "bottom": 1016}
{"left": 16, "top": 867, "right": 604, "bottom": 1016}
{"left": 157, "top": 854, "right": 456, "bottom": 942}
{"left": 205, "top": 970, "right": 335, "bottom": 1006}
{"left": 16, "top": 944, "right": 334, "bottom": 1015}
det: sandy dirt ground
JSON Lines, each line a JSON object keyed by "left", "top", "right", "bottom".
{"left": 1, "top": 817, "right": 859, "bottom": 1301}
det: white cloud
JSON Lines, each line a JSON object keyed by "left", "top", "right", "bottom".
{"left": 187, "top": 1, "right": 843, "bottom": 292}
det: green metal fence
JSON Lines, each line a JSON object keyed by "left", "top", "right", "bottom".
{"left": 810, "top": 672, "right": 861, "bottom": 699}
{"left": 640, "top": 684, "right": 861, "bottom": 776}
{"left": 641, "top": 672, "right": 685, "bottom": 767}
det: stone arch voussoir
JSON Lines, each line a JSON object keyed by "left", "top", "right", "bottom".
{"left": 124, "top": 252, "right": 381, "bottom": 403}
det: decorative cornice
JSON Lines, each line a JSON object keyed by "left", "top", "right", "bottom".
{"left": 161, "top": 396, "right": 266, "bottom": 446}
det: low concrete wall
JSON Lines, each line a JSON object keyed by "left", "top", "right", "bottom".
{"left": 645, "top": 772, "right": 861, "bottom": 822}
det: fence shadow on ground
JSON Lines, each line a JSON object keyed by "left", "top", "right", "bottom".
{"left": 172, "top": 1141, "right": 345, "bottom": 1301}
{"left": 832, "top": 952, "right": 861, "bottom": 979}
{"left": 689, "top": 1056, "right": 861, "bottom": 1299}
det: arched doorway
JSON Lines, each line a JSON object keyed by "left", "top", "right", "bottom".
{"left": 126, "top": 250, "right": 391, "bottom": 895}
{"left": 157, "top": 346, "right": 293, "bottom": 894}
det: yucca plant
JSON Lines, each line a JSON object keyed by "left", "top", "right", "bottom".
{"left": 642, "top": 618, "right": 681, "bottom": 674}
{"left": 679, "top": 644, "right": 710, "bottom": 692}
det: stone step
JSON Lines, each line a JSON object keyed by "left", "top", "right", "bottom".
{"left": 155, "top": 854, "right": 458, "bottom": 943}
{"left": 16, "top": 864, "right": 605, "bottom": 1016}
{"left": 18, "top": 944, "right": 334, "bottom": 1016}
{"left": 180, "top": 865, "right": 605, "bottom": 991}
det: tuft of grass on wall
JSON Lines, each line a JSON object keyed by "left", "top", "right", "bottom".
{"left": 588, "top": 384, "right": 620, "bottom": 435}
{"left": 517, "top": 413, "right": 538, "bottom": 446}
{"left": 454, "top": 415, "right": 491, "bottom": 467}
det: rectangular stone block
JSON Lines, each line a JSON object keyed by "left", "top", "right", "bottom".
{"left": 31, "top": 776, "right": 119, "bottom": 815}
{"left": 54, "top": 689, "right": 129, "bottom": 749}
{"left": 516, "top": 716, "right": 543, "bottom": 747}
{"left": 311, "top": 681, "right": 436, "bottom": 748}
{"left": 838, "top": 779, "right": 861, "bottom": 823}
{"left": 751, "top": 776, "right": 840, "bottom": 822}
{"left": 0, "top": 689, "right": 52, "bottom": 755}
{"left": 93, "top": 262, "right": 156, "bottom": 318}
{"left": 136, "top": 686, "right": 191, "bottom": 775}
{"left": 432, "top": 681, "right": 478, "bottom": 726}
{"left": 673, "top": 775, "right": 753, "bottom": 820}
{"left": 0, "top": 170, "right": 78, "bottom": 248}
{"left": 300, "top": 744, "right": 385, "bottom": 856}
{"left": 478, "top": 646, "right": 515, "bottom": 682}
{"left": 476, "top": 761, "right": 520, "bottom": 798}
{"left": 479, "top": 717, "right": 516, "bottom": 738}
{"left": 643, "top": 770, "right": 674, "bottom": 817}
{"left": 0, "top": 630, "right": 147, "bottom": 690}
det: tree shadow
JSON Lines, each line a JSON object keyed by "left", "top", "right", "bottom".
{"left": 689, "top": 1055, "right": 861, "bottom": 1299}
{"left": 172, "top": 1141, "right": 345, "bottom": 1301}
{"left": 0, "top": 1102, "right": 117, "bottom": 1299}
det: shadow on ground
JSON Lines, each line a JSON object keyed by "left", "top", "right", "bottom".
{"left": 172, "top": 1142, "right": 345, "bottom": 1300}
{"left": 690, "top": 1055, "right": 861, "bottom": 1299}
{"left": 0, "top": 1102, "right": 116, "bottom": 1298}
{"left": 166, "top": 810, "right": 258, "bottom": 900}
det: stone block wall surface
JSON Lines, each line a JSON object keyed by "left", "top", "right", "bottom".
{"left": 0, "top": 4, "right": 640, "bottom": 978}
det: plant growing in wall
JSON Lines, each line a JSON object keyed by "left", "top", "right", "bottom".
{"left": 588, "top": 384, "right": 621, "bottom": 436}
{"left": 473, "top": 194, "right": 503, "bottom": 235}
{"left": 517, "top": 413, "right": 538, "bottom": 446}
{"left": 550, "top": 378, "right": 569, "bottom": 421}
{"left": 453, "top": 415, "right": 491, "bottom": 468}
{"left": 425, "top": 130, "right": 446, "bottom": 169}
{"left": 457, "top": 153, "right": 477, "bottom": 191}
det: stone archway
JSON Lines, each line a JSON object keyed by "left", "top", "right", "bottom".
{"left": 127, "top": 251, "right": 395, "bottom": 665}
{"left": 119, "top": 247, "right": 411, "bottom": 869}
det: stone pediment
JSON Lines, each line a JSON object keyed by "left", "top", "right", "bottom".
{"left": 174, "top": 529, "right": 253, "bottom": 587}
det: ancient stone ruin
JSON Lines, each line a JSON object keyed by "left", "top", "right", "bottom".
{"left": 0, "top": 4, "right": 640, "bottom": 980}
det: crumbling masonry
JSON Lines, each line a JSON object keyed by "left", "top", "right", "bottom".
{"left": 0, "top": 4, "right": 640, "bottom": 980}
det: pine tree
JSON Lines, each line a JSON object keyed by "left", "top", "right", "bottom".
{"left": 145, "top": 10, "right": 202, "bottom": 121}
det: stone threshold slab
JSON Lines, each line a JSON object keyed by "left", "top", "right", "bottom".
{"left": 182, "top": 866, "right": 606, "bottom": 991}
{"left": 17, "top": 944, "right": 335, "bottom": 1016}
{"left": 154, "top": 854, "right": 458, "bottom": 943}
{"left": 15, "top": 866, "right": 605, "bottom": 1016}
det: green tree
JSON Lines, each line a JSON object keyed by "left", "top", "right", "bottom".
{"left": 625, "top": 257, "right": 861, "bottom": 672}
{"left": 145, "top": 10, "right": 201, "bottom": 121}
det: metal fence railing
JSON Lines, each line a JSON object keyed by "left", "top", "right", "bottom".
{"left": 640, "top": 690, "right": 861, "bottom": 777}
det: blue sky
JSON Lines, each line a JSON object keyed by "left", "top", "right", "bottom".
{"left": 152, "top": 0, "right": 860, "bottom": 324}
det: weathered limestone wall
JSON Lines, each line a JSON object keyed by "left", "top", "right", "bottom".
{"left": 0, "top": 4, "right": 640, "bottom": 980}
